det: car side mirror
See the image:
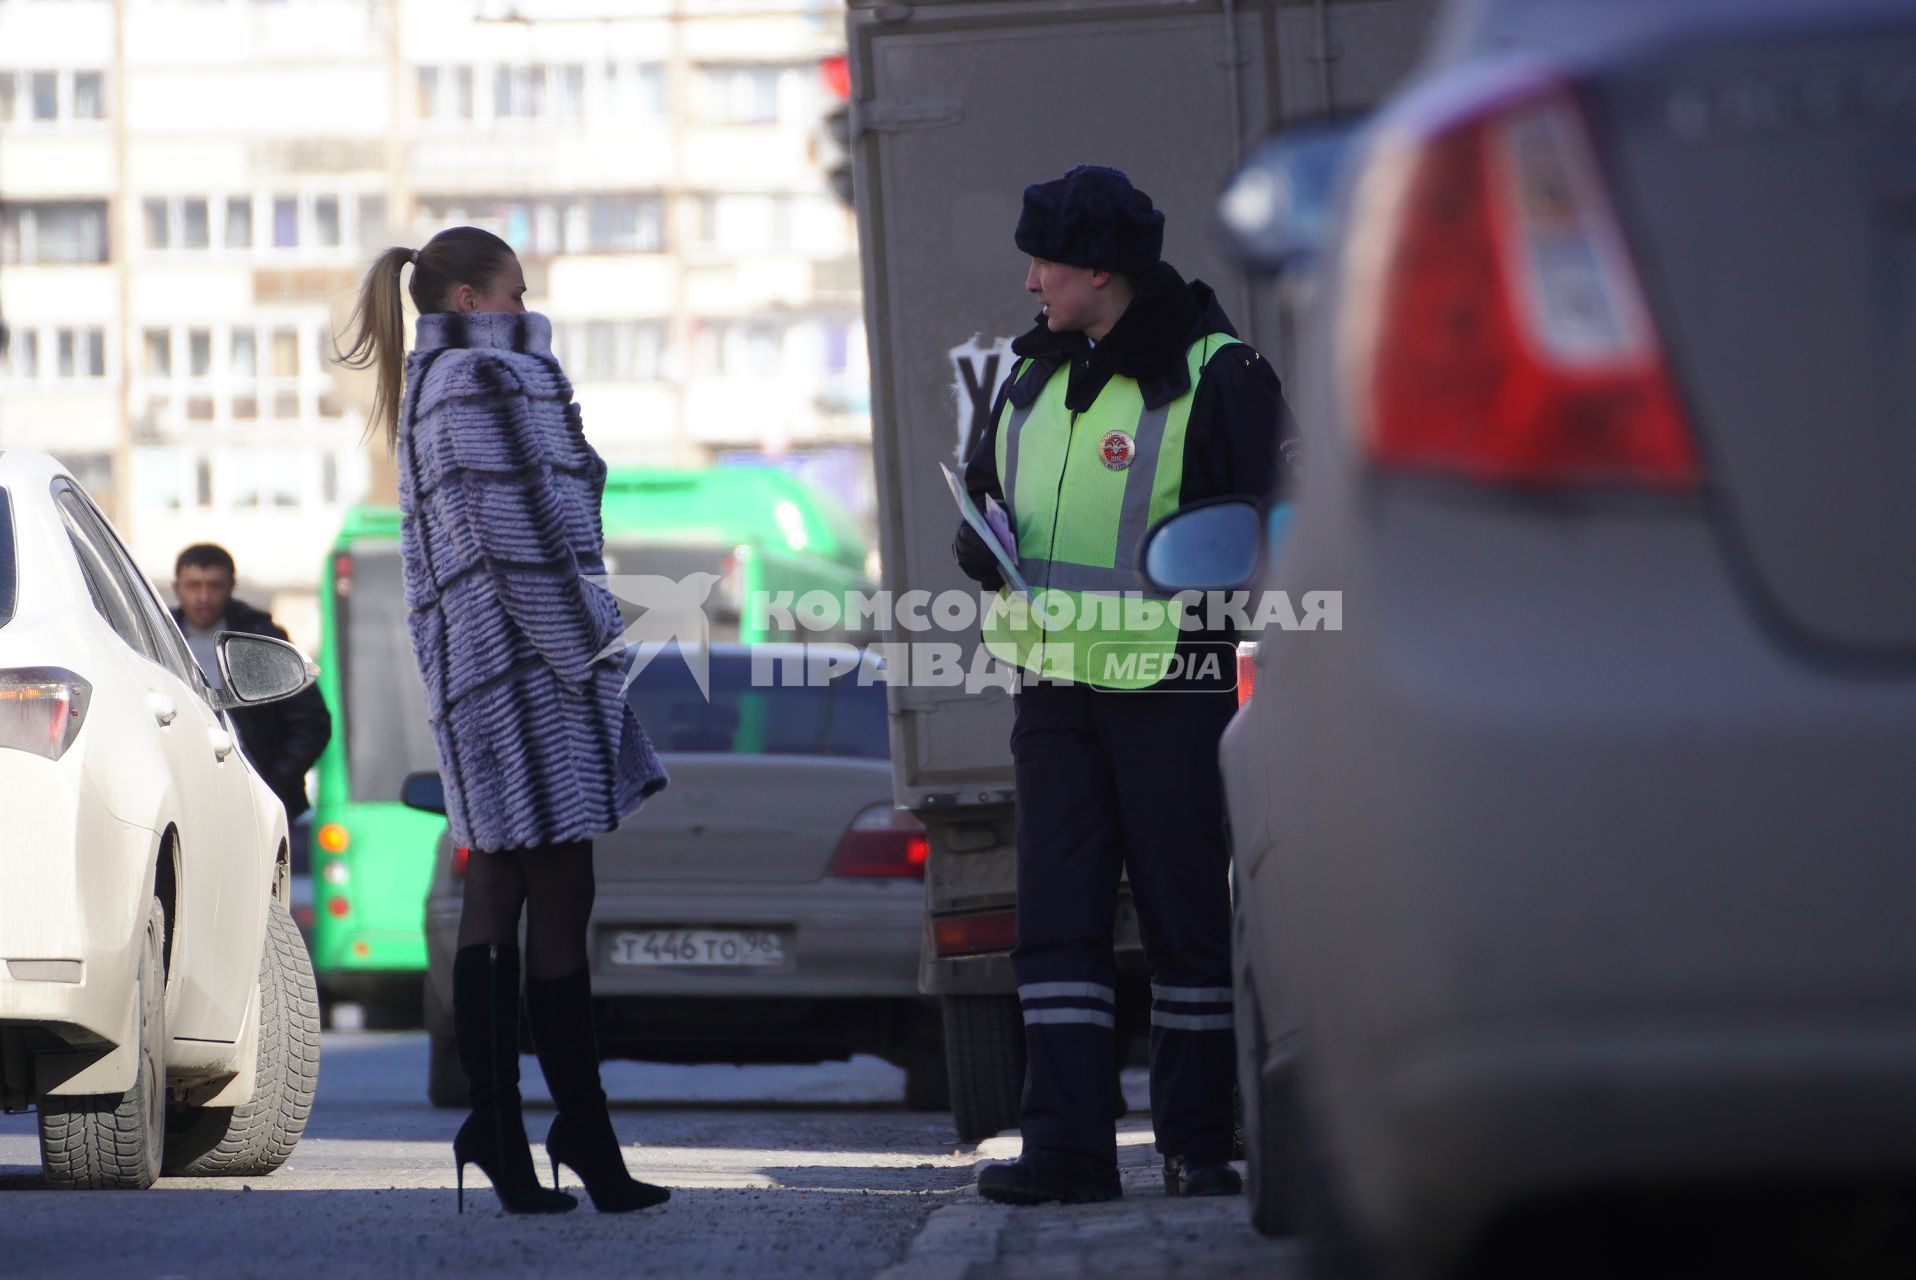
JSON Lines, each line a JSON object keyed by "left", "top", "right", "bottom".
{"left": 213, "top": 633, "right": 317, "bottom": 711}
{"left": 400, "top": 771, "right": 447, "bottom": 816}
{"left": 1137, "top": 498, "right": 1266, "bottom": 594}
{"left": 1216, "top": 117, "right": 1365, "bottom": 275}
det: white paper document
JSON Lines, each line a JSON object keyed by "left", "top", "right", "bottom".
{"left": 941, "top": 463, "right": 1029, "bottom": 596}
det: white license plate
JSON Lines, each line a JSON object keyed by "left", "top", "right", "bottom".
{"left": 606, "top": 929, "right": 787, "bottom": 968}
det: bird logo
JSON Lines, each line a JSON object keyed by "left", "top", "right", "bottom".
{"left": 586, "top": 571, "right": 724, "bottom": 700}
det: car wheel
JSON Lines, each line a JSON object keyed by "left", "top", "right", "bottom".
{"left": 1237, "top": 950, "right": 1301, "bottom": 1237}
{"left": 942, "top": 994, "right": 1025, "bottom": 1142}
{"left": 38, "top": 897, "right": 167, "bottom": 1190}
{"left": 162, "top": 901, "right": 320, "bottom": 1176}
{"left": 427, "top": 1031, "right": 467, "bottom": 1109}
{"left": 902, "top": 1042, "right": 951, "bottom": 1112}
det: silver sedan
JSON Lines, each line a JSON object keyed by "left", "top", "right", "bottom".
{"left": 415, "top": 645, "right": 944, "bottom": 1110}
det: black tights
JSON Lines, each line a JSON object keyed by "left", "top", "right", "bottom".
{"left": 457, "top": 839, "right": 596, "bottom": 981}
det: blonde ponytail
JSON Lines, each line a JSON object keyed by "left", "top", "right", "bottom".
{"left": 334, "top": 246, "right": 415, "bottom": 453}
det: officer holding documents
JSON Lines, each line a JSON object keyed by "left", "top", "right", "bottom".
{"left": 952, "top": 165, "right": 1288, "bottom": 1204}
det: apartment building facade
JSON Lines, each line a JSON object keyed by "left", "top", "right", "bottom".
{"left": 0, "top": 0, "right": 866, "bottom": 624}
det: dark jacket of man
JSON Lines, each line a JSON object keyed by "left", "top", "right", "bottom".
{"left": 170, "top": 598, "right": 332, "bottom": 823}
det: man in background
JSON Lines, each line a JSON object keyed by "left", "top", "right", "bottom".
{"left": 171, "top": 543, "right": 332, "bottom": 826}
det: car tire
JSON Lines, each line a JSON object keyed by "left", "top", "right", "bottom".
{"left": 162, "top": 901, "right": 320, "bottom": 1176}
{"left": 38, "top": 897, "right": 167, "bottom": 1190}
{"left": 1236, "top": 949, "right": 1301, "bottom": 1238}
{"left": 427, "top": 1032, "right": 467, "bottom": 1109}
{"left": 902, "top": 1043, "right": 951, "bottom": 1112}
{"left": 942, "top": 994, "right": 1025, "bottom": 1142}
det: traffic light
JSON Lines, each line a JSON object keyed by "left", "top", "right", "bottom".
{"left": 818, "top": 55, "right": 854, "bottom": 209}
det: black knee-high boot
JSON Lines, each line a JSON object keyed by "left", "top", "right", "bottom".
{"left": 525, "top": 968, "right": 670, "bottom": 1212}
{"left": 452, "top": 944, "right": 577, "bottom": 1214}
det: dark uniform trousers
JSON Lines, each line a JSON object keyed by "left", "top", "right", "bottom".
{"left": 1010, "top": 676, "right": 1239, "bottom": 1164}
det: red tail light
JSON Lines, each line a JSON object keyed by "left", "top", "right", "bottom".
{"left": 1342, "top": 75, "right": 1698, "bottom": 489}
{"left": 829, "top": 805, "right": 928, "bottom": 880}
{"left": 0, "top": 668, "right": 91, "bottom": 760}
{"left": 1235, "top": 644, "right": 1257, "bottom": 707}
{"left": 932, "top": 910, "right": 1018, "bottom": 957}
{"left": 452, "top": 846, "right": 470, "bottom": 878}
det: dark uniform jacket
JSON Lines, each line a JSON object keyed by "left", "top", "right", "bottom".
{"left": 962, "top": 259, "right": 1288, "bottom": 514}
{"left": 170, "top": 598, "right": 333, "bottom": 823}
{"left": 959, "top": 261, "right": 1292, "bottom": 687}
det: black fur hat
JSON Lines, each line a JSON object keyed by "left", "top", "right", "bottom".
{"left": 1014, "top": 165, "right": 1165, "bottom": 277}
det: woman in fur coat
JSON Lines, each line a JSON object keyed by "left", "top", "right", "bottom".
{"left": 336, "top": 226, "right": 669, "bottom": 1215}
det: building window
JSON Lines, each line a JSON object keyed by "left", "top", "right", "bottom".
{"left": 415, "top": 65, "right": 474, "bottom": 121}
{"left": 144, "top": 329, "right": 172, "bottom": 378}
{"left": 232, "top": 394, "right": 258, "bottom": 420}
{"left": 321, "top": 453, "right": 339, "bottom": 504}
{"left": 57, "top": 328, "right": 107, "bottom": 380}
{"left": 271, "top": 328, "right": 298, "bottom": 378}
{"left": 588, "top": 195, "right": 664, "bottom": 253}
{"left": 0, "top": 202, "right": 110, "bottom": 264}
{"left": 494, "top": 65, "right": 546, "bottom": 119}
{"left": 273, "top": 197, "right": 298, "bottom": 248}
{"left": 195, "top": 457, "right": 213, "bottom": 508}
{"left": 231, "top": 329, "right": 257, "bottom": 378}
{"left": 85, "top": 329, "right": 105, "bottom": 378}
{"left": 6, "top": 330, "right": 39, "bottom": 379}
{"left": 315, "top": 196, "right": 340, "bottom": 247}
{"left": 609, "top": 63, "right": 665, "bottom": 117}
{"left": 564, "top": 320, "right": 669, "bottom": 382}
{"left": 186, "top": 396, "right": 215, "bottom": 423}
{"left": 30, "top": 72, "right": 58, "bottom": 122}
{"left": 144, "top": 198, "right": 171, "bottom": 250}
{"left": 56, "top": 330, "right": 76, "bottom": 378}
{"left": 0, "top": 73, "right": 15, "bottom": 124}
{"left": 72, "top": 72, "right": 105, "bottom": 120}
{"left": 697, "top": 64, "right": 792, "bottom": 125}
{"left": 181, "top": 198, "right": 209, "bottom": 249}
{"left": 356, "top": 195, "right": 386, "bottom": 249}
{"left": 272, "top": 391, "right": 299, "bottom": 419}
{"left": 555, "top": 64, "right": 585, "bottom": 118}
{"left": 226, "top": 196, "right": 253, "bottom": 249}
{"left": 188, "top": 330, "right": 212, "bottom": 378}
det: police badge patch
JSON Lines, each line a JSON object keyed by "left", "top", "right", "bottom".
{"left": 1099, "top": 430, "right": 1135, "bottom": 471}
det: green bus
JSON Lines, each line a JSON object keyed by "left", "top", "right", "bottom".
{"left": 309, "top": 466, "right": 876, "bottom": 1021}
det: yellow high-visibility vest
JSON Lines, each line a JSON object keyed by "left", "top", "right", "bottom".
{"left": 982, "top": 332, "right": 1238, "bottom": 688}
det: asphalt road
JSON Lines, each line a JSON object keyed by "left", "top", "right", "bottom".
{"left": 0, "top": 1032, "right": 978, "bottom": 1279}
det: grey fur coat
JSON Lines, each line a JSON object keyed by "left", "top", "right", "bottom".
{"left": 396, "top": 311, "right": 666, "bottom": 851}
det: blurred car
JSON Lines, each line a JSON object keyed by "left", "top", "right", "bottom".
{"left": 416, "top": 644, "right": 943, "bottom": 1108}
{"left": 1154, "top": 0, "right": 1916, "bottom": 1273}
{"left": 0, "top": 451, "right": 322, "bottom": 1189}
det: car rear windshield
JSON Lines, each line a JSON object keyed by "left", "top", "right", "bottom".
{"left": 0, "top": 489, "right": 15, "bottom": 629}
{"left": 626, "top": 650, "right": 888, "bottom": 759}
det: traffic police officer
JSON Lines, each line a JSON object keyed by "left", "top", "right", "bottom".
{"left": 954, "top": 165, "right": 1287, "bottom": 1203}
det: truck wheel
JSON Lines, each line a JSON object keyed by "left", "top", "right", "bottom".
{"left": 39, "top": 898, "right": 167, "bottom": 1190}
{"left": 902, "top": 1043, "right": 951, "bottom": 1112}
{"left": 427, "top": 1032, "right": 467, "bottom": 1109}
{"left": 942, "top": 994, "right": 1025, "bottom": 1142}
{"left": 162, "top": 901, "right": 320, "bottom": 1176}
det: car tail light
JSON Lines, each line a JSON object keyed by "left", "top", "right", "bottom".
{"left": 932, "top": 910, "right": 1018, "bottom": 957}
{"left": 0, "top": 668, "right": 91, "bottom": 760}
{"left": 1341, "top": 75, "right": 1699, "bottom": 489}
{"left": 1235, "top": 643, "right": 1257, "bottom": 707}
{"left": 829, "top": 804, "right": 929, "bottom": 880}
{"left": 452, "top": 846, "right": 470, "bottom": 878}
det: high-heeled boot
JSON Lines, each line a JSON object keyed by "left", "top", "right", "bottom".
{"left": 525, "top": 968, "right": 670, "bottom": 1212}
{"left": 451, "top": 944, "right": 578, "bottom": 1214}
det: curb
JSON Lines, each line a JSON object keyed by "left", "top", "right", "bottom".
{"left": 871, "top": 1199, "right": 1013, "bottom": 1280}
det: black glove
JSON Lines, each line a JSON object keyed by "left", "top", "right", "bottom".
{"left": 953, "top": 521, "right": 1006, "bottom": 592}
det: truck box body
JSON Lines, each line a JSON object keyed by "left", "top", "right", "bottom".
{"left": 847, "top": 0, "right": 1434, "bottom": 1003}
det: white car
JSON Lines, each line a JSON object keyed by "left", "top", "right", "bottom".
{"left": 0, "top": 451, "right": 322, "bottom": 1189}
